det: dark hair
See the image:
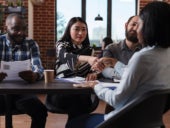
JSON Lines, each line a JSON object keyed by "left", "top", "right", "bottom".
{"left": 126, "top": 15, "right": 137, "bottom": 25}
{"left": 59, "top": 17, "right": 90, "bottom": 47}
{"left": 6, "top": 13, "right": 25, "bottom": 25}
{"left": 102, "top": 37, "right": 113, "bottom": 48}
{"left": 139, "top": 1, "right": 170, "bottom": 48}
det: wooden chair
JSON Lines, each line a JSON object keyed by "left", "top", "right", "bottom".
{"left": 96, "top": 89, "right": 170, "bottom": 128}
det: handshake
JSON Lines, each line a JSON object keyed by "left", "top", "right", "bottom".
{"left": 89, "top": 57, "right": 118, "bottom": 73}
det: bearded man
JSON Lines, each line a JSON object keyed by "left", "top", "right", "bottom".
{"left": 101, "top": 15, "right": 142, "bottom": 80}
{"left": 100, "top": 16, "right": 142, "bottom": 114}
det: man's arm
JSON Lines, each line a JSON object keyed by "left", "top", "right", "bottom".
{"left": 30, "top": 41, "right": 44, "bottom": 80}
{"left": 102, "top": 62, "right": 126, "bottom": 80}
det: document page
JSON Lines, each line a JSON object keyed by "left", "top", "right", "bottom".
{"left": 0, "top": 59, "right": 31, "bottom": 80}
{"left": 58, "top": 76, "right": 118, "bottom": 90}
{"left": 57, "top": 76, "right": 85, "bottom": 83}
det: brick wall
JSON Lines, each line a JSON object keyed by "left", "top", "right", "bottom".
{"left": 33, "top": 0, "right": 56, "bottom": 69}
{"left": 139, "top": 0, "right": 170, "bottom": 10}
{"left": 0, "top": 0, "right": 169, "bottom": 69}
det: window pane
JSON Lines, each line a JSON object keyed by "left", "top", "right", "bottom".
{"left": 56, "top": 0, "right": 81, "bottom": 40}
{"left": 112, "top": 0, "right": 136, "bottom": 42}
{"left": 86, "top": 0, "right": 107, "bottom": 47}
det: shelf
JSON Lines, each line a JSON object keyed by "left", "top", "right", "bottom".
{"left": 4, "top": 6, "right": 26, "bottom": 14}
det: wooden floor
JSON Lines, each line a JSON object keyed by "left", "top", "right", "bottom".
{"left": 0, "top": 94, "right": 170, "bottom": 128}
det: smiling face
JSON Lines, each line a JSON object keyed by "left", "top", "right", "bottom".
{"left": 70, "top": 21, "right": 87, "bottom": 45}
{"left": 6, "top": 16, "right": 27, "bottom": 45}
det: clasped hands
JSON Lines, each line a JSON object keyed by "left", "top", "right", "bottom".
{"left": 0, "top": 70, "right": 39, "bottom": 83}
{"left": 77, "top": 57, "right": 118, "bottom": 88}
{"left": 91, "top": 57, "right": 118, "bottom": 73}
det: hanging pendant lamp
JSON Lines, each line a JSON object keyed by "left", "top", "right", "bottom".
{"left": 94, "top": 14, "right": 103, "bottom": 21}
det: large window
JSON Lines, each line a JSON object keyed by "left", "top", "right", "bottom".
{"left": 112, "top": 0, "right": 136, "bottom": 42}
{"left": 86, "top": 0, "right": 107, "bottom": 47}
{"left": 56, "top": 0, "right": 136, "bottom": 47}
{"left": 56, "top": 0, "right": 81, "bottom": 40}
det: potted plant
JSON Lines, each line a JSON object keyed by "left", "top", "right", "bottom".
{"left": 16, "top": 0, "right": 23, "bottom": 7}
{"left": 7, "top": 0, "right": 23, "bottom": 13}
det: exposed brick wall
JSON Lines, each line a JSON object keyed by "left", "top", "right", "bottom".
{"left": 139, "top": 0, "right": 170, "bottom": 10}
{"left": 33, "top": 0, "right": 56, "bottom": 69}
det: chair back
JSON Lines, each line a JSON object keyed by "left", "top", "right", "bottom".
{"left": 96, "top": 89, "right": 170, "bottom": 128}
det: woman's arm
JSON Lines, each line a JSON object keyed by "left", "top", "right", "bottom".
{"left": 78, "top": 55, "right": 98, "bottom": 65}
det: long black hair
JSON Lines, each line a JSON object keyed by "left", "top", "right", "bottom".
{"left": 59, "top": 17, "right": 90, "bottom": 47}
{"left": 139, "top": 1, "right": 170, "bottom": 48}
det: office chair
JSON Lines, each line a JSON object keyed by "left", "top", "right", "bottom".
{"left": 96, "top": 89, "right": 170, "bottom": 128}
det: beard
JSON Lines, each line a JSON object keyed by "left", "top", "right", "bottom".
{"left": 7, "top": 31, "right": 26, "bottom": 45}
{"left": 125, "top": 30, "right": 138, "bottom": 44}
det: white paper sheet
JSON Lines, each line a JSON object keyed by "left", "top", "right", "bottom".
{"left": 0, "top": 59, "right": 31, "bottom": 80}
{"left": 56, "top": 76, "right": 86, "bottom": 83}
{"left": 57, "top": 76, "right": 118, "bottom": 89}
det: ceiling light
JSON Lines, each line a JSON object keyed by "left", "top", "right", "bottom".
{"left": 94, "top": 14, "right": 103, "bottom": 21}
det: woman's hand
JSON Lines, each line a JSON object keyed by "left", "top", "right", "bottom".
{"left": 87, "top": 56, "right": 99, "bottom": 66}
{"left": 91, "top": 57, "right": 118, "bottom": 73}
{"left": 73, "top": 81, "right": 99, "bottom": 88}
{"left": 78, "top": 55, "right": 99, "bottom": 66}
{"left": 91, "top": 60, "right": 105, "bottom": 73}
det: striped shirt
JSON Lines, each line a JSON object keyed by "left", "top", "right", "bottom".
{"left": 0, "top": 34, "right": 44, "bottom": 79}
{"left": 55, "top": 41, "right": 93, "bottom": 78}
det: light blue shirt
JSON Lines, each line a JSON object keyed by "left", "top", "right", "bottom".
{"left": 102, "top": 61, "right": 125, "bottom": 79}
{"left": 94, "top": 46, "right": 170, "bottom": 120}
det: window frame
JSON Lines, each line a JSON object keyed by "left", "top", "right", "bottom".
{"left": 56, "top": 0, "right": 138, "bottom": 47}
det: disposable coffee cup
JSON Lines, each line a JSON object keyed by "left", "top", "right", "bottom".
{"left": 43, "top": 69, "right": 54, "bottom": 83}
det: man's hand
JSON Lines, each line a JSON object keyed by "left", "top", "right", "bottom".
{"left": 99, "top": 57, "right": 118, "bottom": 68}
{"left": 91, "top": 57, "right": 118, "bottom": 73}
{"left": 91, "top": 60, "right": 105, "bottom": 73}
{"left": 18, "top": 70, "right": 39, "bottom": 83}
{"left": 0, "top": 72, "right": 7, "bottom": 82}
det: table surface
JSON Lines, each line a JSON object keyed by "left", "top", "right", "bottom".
{"left": 0, "top": 79, "right": 93, "bottom": 94}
